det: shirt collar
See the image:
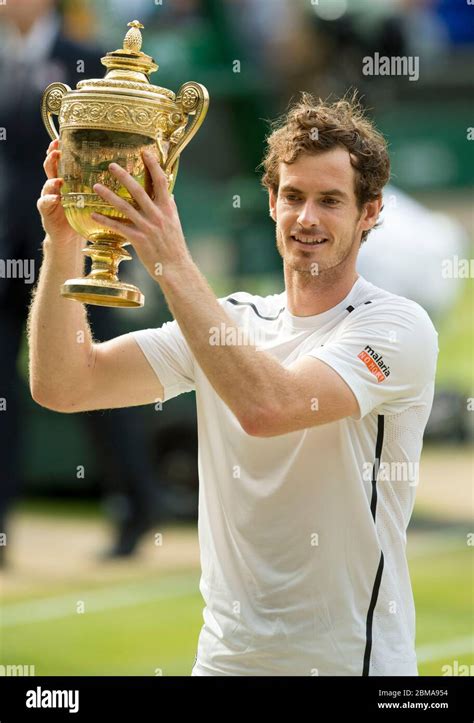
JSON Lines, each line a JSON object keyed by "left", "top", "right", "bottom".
{"left": 282, "top": 275, "right": 365, "bottom": 331}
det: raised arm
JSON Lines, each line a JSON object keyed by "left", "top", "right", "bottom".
{"left": 28, "top": 140, "right": 163, "bottom": 413}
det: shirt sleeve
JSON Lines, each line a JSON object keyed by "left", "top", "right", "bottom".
{"left": 130, "top": 320, "right": 195, "bottom": 402}
{"left": 305, "top": 300, "right": 439, "bottom": 420}
{"left": 128, "top": 295, "right": 235, "bottom": 402}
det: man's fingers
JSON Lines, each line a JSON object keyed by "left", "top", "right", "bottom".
{"left": 90, "top": 211, "right": 143, "bottom": 244}
{"left": 43, "top": 149, "right": 61, "bottom": 180}
{"left": 46, "top": 138, "right": 59, "bottom": 155}
{"left": 41, "top": 178, "right": 63, "bottom": 196}
{"left": 92, "top": 181, "right": 145, "bottom": 228}
{"left": 142, "top": 150, "right": 171, "bottom": 208}
{"left": 37, "top": 194, "right": 61, "bottom": 214}
{"left": 107, "top": 162, "right": 156, "bottom": 216}
{"left": 38, "top": 194, "right": 61, "bottom": 205}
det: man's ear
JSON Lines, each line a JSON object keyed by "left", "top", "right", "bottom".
{"left": 359, "top": 196, "right": 383, "bottom": 233}
{"left": 269, "top": 188, "right": 277, "bottom": 222}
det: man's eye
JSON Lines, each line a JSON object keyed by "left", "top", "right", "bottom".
{"left": 284, "top": 195, "right": 300, "bottom": 201}
{"left": 323, "top": 198, "right": 339, "bottom": 205}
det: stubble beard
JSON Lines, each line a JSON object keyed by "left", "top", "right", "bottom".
{"left": 275, "top": 223, "right": 360, "bottom": 286}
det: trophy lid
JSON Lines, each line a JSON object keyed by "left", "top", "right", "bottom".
{"left": 102, "top": 20, "right": 158, "bottom": 76}
{"left": 76, "top": 20, "right": 175, "bottom": 102}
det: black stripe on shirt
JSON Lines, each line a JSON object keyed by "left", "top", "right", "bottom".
{"left": 363, "top": 550, "right": 385, "bottom": 677}
{"left": 226, "top": 297, "right": 285, "bottom": 321}
{"left": 226, "top": 297, "right": 371, "bottom": 319}
{"left": 362, "top": 413, "right": 385, "bottom": 676}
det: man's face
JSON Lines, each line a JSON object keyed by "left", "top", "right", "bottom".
{"left": 269, "top": 147, "right": 379, "bottom": 277}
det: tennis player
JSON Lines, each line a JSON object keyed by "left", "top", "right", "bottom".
{"left": 29, "top": 92, "right": 438, "bottom": 676}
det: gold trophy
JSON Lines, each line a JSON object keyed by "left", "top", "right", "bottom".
{"left": 41, "top": 20, "right": 209, "bottom": 307}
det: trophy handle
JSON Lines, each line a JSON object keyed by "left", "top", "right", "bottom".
{"left": 164, "top": 82, "right": 209, "bottom": 190}
{"left": 41, "top": 82, "right": 71, "bottom": 141}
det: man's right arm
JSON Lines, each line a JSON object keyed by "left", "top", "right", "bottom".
{"left": 28, "top": 236, "right": 164, "bottom": 413}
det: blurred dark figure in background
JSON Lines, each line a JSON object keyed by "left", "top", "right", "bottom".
{"left": 0, "top": 0, "right": 163, "bottom": 565}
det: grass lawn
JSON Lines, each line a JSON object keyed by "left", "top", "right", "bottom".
{"left": 435, "top": 277, "right": 474, "bottom": 392}
{"left": 409, "top": 540, "right": 473, "bottom": 675}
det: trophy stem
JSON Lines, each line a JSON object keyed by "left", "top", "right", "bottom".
{"left": 85, "top": 237, "right": 131, "bottom": 283}
{"left": 60, "top": 236, "right": 145, "bottom": 308}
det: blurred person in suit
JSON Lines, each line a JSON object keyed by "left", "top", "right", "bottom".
{"left": 0, "top": 0, "right": 164, "bottom": 566}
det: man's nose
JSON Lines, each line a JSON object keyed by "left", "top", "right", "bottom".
{"left": 297, "top": 201, "right": 320, "bottom": 228}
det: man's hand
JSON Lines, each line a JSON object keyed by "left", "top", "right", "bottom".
{"left": 91, "top": 150, "right": 192, "bottom": 282}
{"left": 37, "top": 139, "right": 81, "bottom": 246}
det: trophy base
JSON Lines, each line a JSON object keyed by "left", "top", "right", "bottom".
{"left": 61, "top": 278, "right": 144, "bottom": 308}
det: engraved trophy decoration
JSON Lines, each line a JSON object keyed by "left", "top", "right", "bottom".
{"left": 41, "top": 20, "right": 209, "bottom": 307}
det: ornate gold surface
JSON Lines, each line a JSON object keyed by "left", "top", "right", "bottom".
{"left": 41, "top": 20, "right": 209, "bottom": 308}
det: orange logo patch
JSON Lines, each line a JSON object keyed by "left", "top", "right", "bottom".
{"left": 358, "top": 350, "right": 386, "bottom": 383}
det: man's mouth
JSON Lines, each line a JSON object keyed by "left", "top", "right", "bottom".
{"left": 290, "top": 234, "right": 328, "bottom": 246}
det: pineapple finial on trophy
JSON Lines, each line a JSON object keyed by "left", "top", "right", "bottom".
{"left": 123, "top": 20, "right": 144, "bottom": 54}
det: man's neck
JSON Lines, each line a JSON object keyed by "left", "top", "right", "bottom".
{"left": 284, "top": 266, "right": 359, "bottom": 317}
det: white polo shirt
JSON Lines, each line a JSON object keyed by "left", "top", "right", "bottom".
{"left": 130, "top": 275, "right": 438, "bottom": 676}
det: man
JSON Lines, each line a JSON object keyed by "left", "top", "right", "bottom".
{"left": 28, "top": 93, "right": 438, "bottom": 676}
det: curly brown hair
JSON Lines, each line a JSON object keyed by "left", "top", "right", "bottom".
{"left": 259, "top": 90, "right": 390, "bottom": 243}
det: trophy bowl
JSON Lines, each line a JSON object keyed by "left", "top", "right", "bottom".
{"left": 41, "top": 20, "right": 209, "bottom": 308}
